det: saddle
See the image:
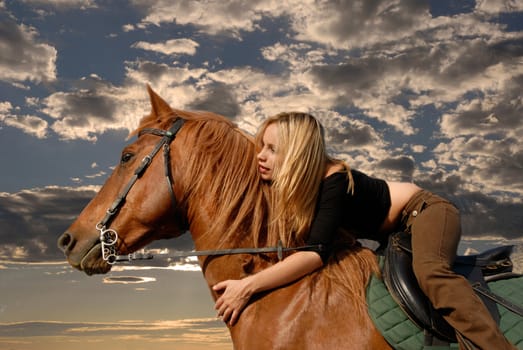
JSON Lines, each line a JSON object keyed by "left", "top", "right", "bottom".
{"left": 382, "top": 231, "right": 522, "bottom": 344}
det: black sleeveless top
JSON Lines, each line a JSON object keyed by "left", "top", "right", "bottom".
{"left": 305, "top": 169, "right": 391, "bottom": 262}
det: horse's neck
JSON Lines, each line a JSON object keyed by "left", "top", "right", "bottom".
{"left": 187, "top": 203, "right": 256, "bottom": 286}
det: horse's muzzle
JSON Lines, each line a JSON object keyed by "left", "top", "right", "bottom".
{"left": 57, "top": 232, "right": 111, "bottom": 275}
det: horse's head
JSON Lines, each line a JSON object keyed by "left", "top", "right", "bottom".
{"left": 57, "top": 86, "right": 190, "bottom": 275}
{"left": 58, "top": 86, "right": 270, "bottom": 276}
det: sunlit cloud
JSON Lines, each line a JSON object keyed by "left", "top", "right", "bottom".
{"left": 111, "top": 255, "right": 202, "bottom": 272}
{"left": 84, "top": 171, "right": 107, "bottom": 179}
{"left": 103, "top": 276, "right": 156, "bottom": 284}
{"left": 132, "top": 38, "right": 200, "bottom": 56}
{"left": 1, "top": 114, "right": 48, "bottom": 138}
{"left": 133, "top": 0, "right": 284, "bottom": 37}
{"left": 0, "top": 5, "right": 521, "bottom": 350}
{"left": 0, "top": 0, "right": 521, "bottom": 277}
{"left": 0, "top": 186, "right": 99, "bottom": 262}
{"left": 0, "top": 18, "right": 57, "bottom": 83}
{"left": 0, "top": 318, "right": 230, "bottom": 349}
{"left": 475, "top": 0, "right": 523, "bottom": 14}
{"left": 20, "top": 0, "right": 98, "bottom": 10}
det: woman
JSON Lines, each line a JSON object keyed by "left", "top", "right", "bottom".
{"left": 213, "top": 112, "right": 515, "bottom": 350}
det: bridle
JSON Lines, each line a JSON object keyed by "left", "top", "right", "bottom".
{"left": 97, "top": 115, "right": 323, "bottom": 265}
{"left": 97, "top": 116, "right": 186, "bottom": 264}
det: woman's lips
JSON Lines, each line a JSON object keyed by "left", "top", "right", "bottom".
{"left": 258, "top": 165, "right": 270, "bottom": 174}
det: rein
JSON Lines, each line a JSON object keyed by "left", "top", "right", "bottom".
{"left": 106, "top": 240, "right": 325, "bottom": 264}
{"left": 96, "top": 116, "right": 323, "bottom": 265}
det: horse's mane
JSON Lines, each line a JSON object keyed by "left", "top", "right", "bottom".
{"left": 323, "top": 236, "right": 380, "bottom": 317}
{"left": 165, "top": 110, "right": 272, "bottom": 250}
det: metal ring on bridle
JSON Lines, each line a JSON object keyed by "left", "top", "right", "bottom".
{"left": 97, "top": 223, "right": 120, "bottom": 264}
{"left": 101, "top": 228, "right": 118, "bottom": 245}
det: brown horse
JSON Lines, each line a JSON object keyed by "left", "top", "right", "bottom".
{"left": 58, "top": 86, "right": 392, "bottom": 349}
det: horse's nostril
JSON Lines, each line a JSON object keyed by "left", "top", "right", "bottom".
{"left": 57, "top": 232, "right": 75, "bottom": 253}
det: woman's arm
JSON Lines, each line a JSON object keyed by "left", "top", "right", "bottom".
{"left": 213, "top": 173, "right": 348, "bottom": 325}
{"left": 213, "top": 250, "right": 322, "bottom": 326}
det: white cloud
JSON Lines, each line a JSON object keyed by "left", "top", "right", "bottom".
{"left": 1, "top": 114, "right": 48, "bottom": 138}
{"left": 132, "top": 38, "right": 200, "bottom": 56}
{"left": 20, "top": 0, "right": 98, "bottom": 10}
{"left": 0, "top": 20, "right": 57, "bottom": 83}
{"left": 411, "top": 145, "right": 426, "bottom": 153}
{"left": 288, "top": 0, "right": 431, "bottom": 50}
{"left": 0, "top": 318, "right": 230, "bottom": 347}
{"left": 132, "top": 0, "right": 286, "bottom": 37}
{"left": 84, "top": 171, "right": 106, "bottom": 179}
{"left": 0, "top": 245, "right": 29, "bottom": 260}
{"left": 103, "top": 276, "right": 156, "bottom": 284}
{"left": 0, "top": 101, "right": 12, "bottom": 113}
{"left": 2, "top": 0, "right": 519, "bottom": 215}
{"left": 122, "top": 23, "right": 135, "bottom": 32}
{"left": 475, "top": 0, "right": 523, "bottom": 14}
{"left": 434, "top": 136, "right": 523, "bottom": 197}
{"left": 1, "top": 100, "right": 49, "bottom": 138}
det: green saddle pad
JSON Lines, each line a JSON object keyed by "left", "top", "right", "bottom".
{"left": 366, "top": 256, "right": 523, "bottom": 350}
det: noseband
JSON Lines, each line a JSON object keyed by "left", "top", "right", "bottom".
{"left": 97, "top": 116, "right": 186, "bottom": 264}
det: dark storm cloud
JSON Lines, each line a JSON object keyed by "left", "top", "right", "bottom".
{"left": 325, "top": 118, "right": 380, "bottom": 147}
{"left": 437, "top": 38, "right": 523, "bottom": 83}
{"left": 415, "top": 173, "right": 523, "bottom": 240}
{"left": 315, "top": 0, "right": 429, "bottom": 46}
{"left": 188, "top": 83, "right": 241, "bottom": 118}
{"left": 0, "top": 18, "right": 27, "bottom": 59}
{"left": 0, "top": 16, "right": 56, "bottom": 82}
{"left": 378, "top": 156, "right": 416, "bottom": 178}
{"left": 0, "top": 187, "right": 95, "bottom": 261}
{"left": 454, "top": 192, "right": 523, "bottom": 240}
{"left": 432, "top": 134, "right": 523, "bottom": 194}
{"left": 445, "top": 74, "right": 523, "bottom": 136}
{"left": 309, "top": 57, "right": 385, "bottom": 98}
{"left": 44, "top": 88, "right": 118, "bottom": 125}
{"left": 132, "top": 60, "right": 171, "bottom": 82}
{"left": 309, "top": 31, "right": 523, "bottom": 105}
{"left": 472, "top": 145, "right": 523, "bottom": 191}
{"left": 418, "top": 172, "right": 463, "bottom": 196}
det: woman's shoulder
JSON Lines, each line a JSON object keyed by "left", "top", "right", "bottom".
{"left": 323, "top": 169, "right": 349, "bottom": 188}
{"left": 324, "top": 162, "right": 346, "bottom": 178}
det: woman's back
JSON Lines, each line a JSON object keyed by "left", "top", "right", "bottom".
{"left": 380, "top": 181, "right": 421, "bottom": 233}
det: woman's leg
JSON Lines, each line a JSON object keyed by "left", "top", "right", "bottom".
{"left": 409, "top": 195, "right": 516, "bottom": 350}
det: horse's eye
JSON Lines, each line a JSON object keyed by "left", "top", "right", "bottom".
{"left": 121, "top": 152, "right": 134, "bottom": 164}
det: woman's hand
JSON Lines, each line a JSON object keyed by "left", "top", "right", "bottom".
{"left": 213, "top": 278, "right": 253, "bottom": 326}
{"left": 212, "top": 251, "right": 322, "bottom": 326}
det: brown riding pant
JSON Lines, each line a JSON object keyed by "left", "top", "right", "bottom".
{"left": 401, "top": 190, "right": 516, "bottom": 350}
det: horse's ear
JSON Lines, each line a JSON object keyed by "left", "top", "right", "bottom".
{"left": 147, "top": 84, "right": 173, "bottom": 117}
{"left": 128, "top": 85, "right": 174, "bottom": 139}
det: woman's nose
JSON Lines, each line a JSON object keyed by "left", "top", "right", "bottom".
{"left": 257, "top": 150, "right": 265, "bottom": 161}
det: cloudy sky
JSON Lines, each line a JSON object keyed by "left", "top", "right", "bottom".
{"left": 1, "top": 0, "right": 523, "bottom": 349}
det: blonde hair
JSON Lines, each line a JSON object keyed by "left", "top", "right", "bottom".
{"left": 256, "top": 112, "right": 352, "bottom": 247}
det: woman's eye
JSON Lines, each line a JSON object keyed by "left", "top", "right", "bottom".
{"left": 121, "top": 152, "right": 134, "bottom": 164}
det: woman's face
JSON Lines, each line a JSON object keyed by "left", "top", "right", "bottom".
{"left": 257, "top": 122, "right": 279, "bottom": 181}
